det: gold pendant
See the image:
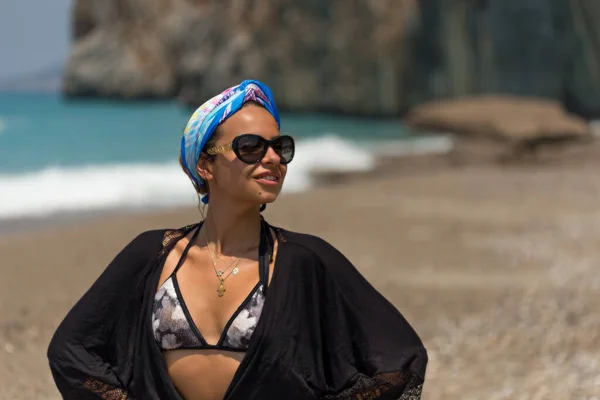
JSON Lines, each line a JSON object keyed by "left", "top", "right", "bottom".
{"left": 217, "top": 279, "right": 225, "bottom": 297}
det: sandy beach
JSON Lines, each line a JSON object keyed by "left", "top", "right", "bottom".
{"left": 1, "top": 158, "right": 600, "bottom": 399}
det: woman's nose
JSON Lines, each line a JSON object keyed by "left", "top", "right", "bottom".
{"left": 261, "top": 146, "right": 281, "bottom": 165}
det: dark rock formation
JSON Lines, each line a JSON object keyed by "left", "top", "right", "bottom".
{"left": 63, "top": 0, "right": 417, "bottom": 114}
{"left": 64, "top": 0, "right": 600, "bottom": 118}
{"left": 63, "top": 0, "right": 182, "bottom": 98}
{"left": 404, "top": 0, "right": 600, "bottom": 119}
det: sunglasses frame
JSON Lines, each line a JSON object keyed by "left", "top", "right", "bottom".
{"left": 206, "top": 134, "right": 295, "bottom": 165}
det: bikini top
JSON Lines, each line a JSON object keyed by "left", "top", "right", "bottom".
{"left": 152, "top": 220, "right": 273, "bottom": 352}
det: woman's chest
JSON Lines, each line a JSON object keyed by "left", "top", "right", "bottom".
{"left": 175, "top": 264, "right": 262, "bottom": 345}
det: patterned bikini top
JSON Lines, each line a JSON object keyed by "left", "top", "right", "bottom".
{"left": 152, "top": 221, "right": 272, "bottom": 352}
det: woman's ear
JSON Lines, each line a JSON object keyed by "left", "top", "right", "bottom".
{"left": 196, "top": 155, "right": 214, "bottom": 183}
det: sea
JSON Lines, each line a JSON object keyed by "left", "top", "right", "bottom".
{"left": 0, "top": 92, "right": 452, "bottom": 223}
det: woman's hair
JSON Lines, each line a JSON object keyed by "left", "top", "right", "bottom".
{"left": 179, "top": 126, "right": 220, "bottom": 196}
{"left": 179, "top": 101, "right": 262, "bottom": 196}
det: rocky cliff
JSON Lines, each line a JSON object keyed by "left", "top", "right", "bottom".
{"left": 64, "top": 0, "right": 600, "bottom": 118}
{"left": 63, "top": 0, "right": 416, "bottom": 116}
{"left": 404, "top": 0, "right": 600, "bottom": 119}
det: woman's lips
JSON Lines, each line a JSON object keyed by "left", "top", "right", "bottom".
{"left": 254, "top": 173, "right": 280, "bottom": 185}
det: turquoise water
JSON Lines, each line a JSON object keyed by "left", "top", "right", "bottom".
{"left": 0, "top": 92, "right": 441, "bottom": 219}
{"left": 0, "top": 93, "right": 189, "bottom": 173}
{"left": 0, "top": 93, "right": 411, "bottom": 174}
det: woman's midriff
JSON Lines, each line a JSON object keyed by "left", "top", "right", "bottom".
{"left": 164, "top": 349, "right": 245, "bottom": 400}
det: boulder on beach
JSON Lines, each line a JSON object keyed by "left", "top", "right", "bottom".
{"left": 404, "top": 96, "right": 593, "bottom": 162}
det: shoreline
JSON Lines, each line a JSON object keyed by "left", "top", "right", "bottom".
{"left": 0, "top": 205, "right": 191, "bottom": 239}
{"left": 0, "top": 136, "right": 455, "bottom": 239}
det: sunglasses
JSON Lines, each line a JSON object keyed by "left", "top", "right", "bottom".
{"left": 206, "top": 134, "right": 295, "bottom": 164}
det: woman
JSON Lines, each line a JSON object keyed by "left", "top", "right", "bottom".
{"left": 47, "top": 80, "right": 427, "bottom": 400}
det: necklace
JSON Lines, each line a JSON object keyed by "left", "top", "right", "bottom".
{"left": 203, "top": 226, "right": 257, "bottom": 297}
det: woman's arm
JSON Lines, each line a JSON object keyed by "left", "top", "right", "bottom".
{"left": 47, "top": 230, "right": 164, "bottom": 399}
{"left": 311, "top": 236, "right": 428, "bottom": 400}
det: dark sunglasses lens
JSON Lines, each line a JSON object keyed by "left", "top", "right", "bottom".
{"left": 272, "top": 136, "right": 295, "bottom": 164}
{"left": 236, "top": 135, "right": 267, "bottom": 163}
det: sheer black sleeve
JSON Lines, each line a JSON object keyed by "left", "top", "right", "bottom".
{"left": 47, "top": 230, "right": 164, "bottom": 399}
{"left": 313, "top": 237, "right": 427, "bottom": 400}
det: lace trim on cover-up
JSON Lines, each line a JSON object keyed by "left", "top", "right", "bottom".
{"left": 81, "top": 378, "right": 130, "bottom": 400}
{"left": 323, "top": 370, "right": 423, "bottom": 400}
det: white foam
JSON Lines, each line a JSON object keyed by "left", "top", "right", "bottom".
{"left": 0, "top": 163, "right": 195, "bottom": 219}
{"left": 369, "top": 135, "right": 454, "bottom": 156}
{"left": 284, "top": 135, "right": 376, "bottom": 192}
{"left": 0, "top": 136, "right": 376, "bottom": 219}
{"left": 0, "top": 135, "right": 449, "bottom": 219}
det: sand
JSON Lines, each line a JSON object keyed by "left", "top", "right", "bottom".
{"left": 1, "top": 161, "right": 599, "bottom": 399}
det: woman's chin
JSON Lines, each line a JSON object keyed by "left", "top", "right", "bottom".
{"left": 254, "top": 191, "right": 280, "bottom": 205}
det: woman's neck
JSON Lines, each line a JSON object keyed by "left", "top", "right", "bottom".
{"left": 202, "top": 202, "right": 262, "bottom": 256}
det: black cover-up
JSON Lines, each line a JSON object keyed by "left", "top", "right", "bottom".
{"left": 47, "top": 221, "right": 427, "bottom": 399}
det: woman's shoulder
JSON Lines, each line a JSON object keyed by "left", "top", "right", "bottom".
{"left": 129, "top": 227, "right": 171, "bottom": 245}
{"left": 273, "top": 226, "right": 342, "bottom": 260}
{"left": 126, "top": 223, "right": 199, "bottom": 254}
{"left": 274, "top": 226, "right": 362, "bottom": 286}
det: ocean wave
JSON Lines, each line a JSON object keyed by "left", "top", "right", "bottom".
{"left": 0, "top": 163, "right": 193, "bottom": 219}
{"left": 286, "top": 135, "right": 377, "bottom": 191}
{"left": 369, "top": 134, "right": 454, "bottom": 156}
{"left": 0, "top": 135, "right": 449, "bottom": 219}
{"left": 0, "top": 136, "right": 375, "bottom": 219}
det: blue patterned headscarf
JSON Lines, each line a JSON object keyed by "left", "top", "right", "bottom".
{"left": 181, "top": 79, "right": 281, "bottom": 194}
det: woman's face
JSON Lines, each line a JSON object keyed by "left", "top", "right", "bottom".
{"left": 198, "top": 104, "right": 287, "bottom": 207}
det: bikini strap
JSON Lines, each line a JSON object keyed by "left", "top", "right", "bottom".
{"left": 260, "top": 216, "right": 275, "bottom": 260}
{"left": 258, "top": 219, "right": 272, "bottom": 287}
{"left": 171, "top": 221, "right": 203, "bottom": 276}
{"left": 171, "top": 220, "right": 269, "bottom": 285}
{"left": 266, "top": 222, "right": 274, "bottom": 262}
